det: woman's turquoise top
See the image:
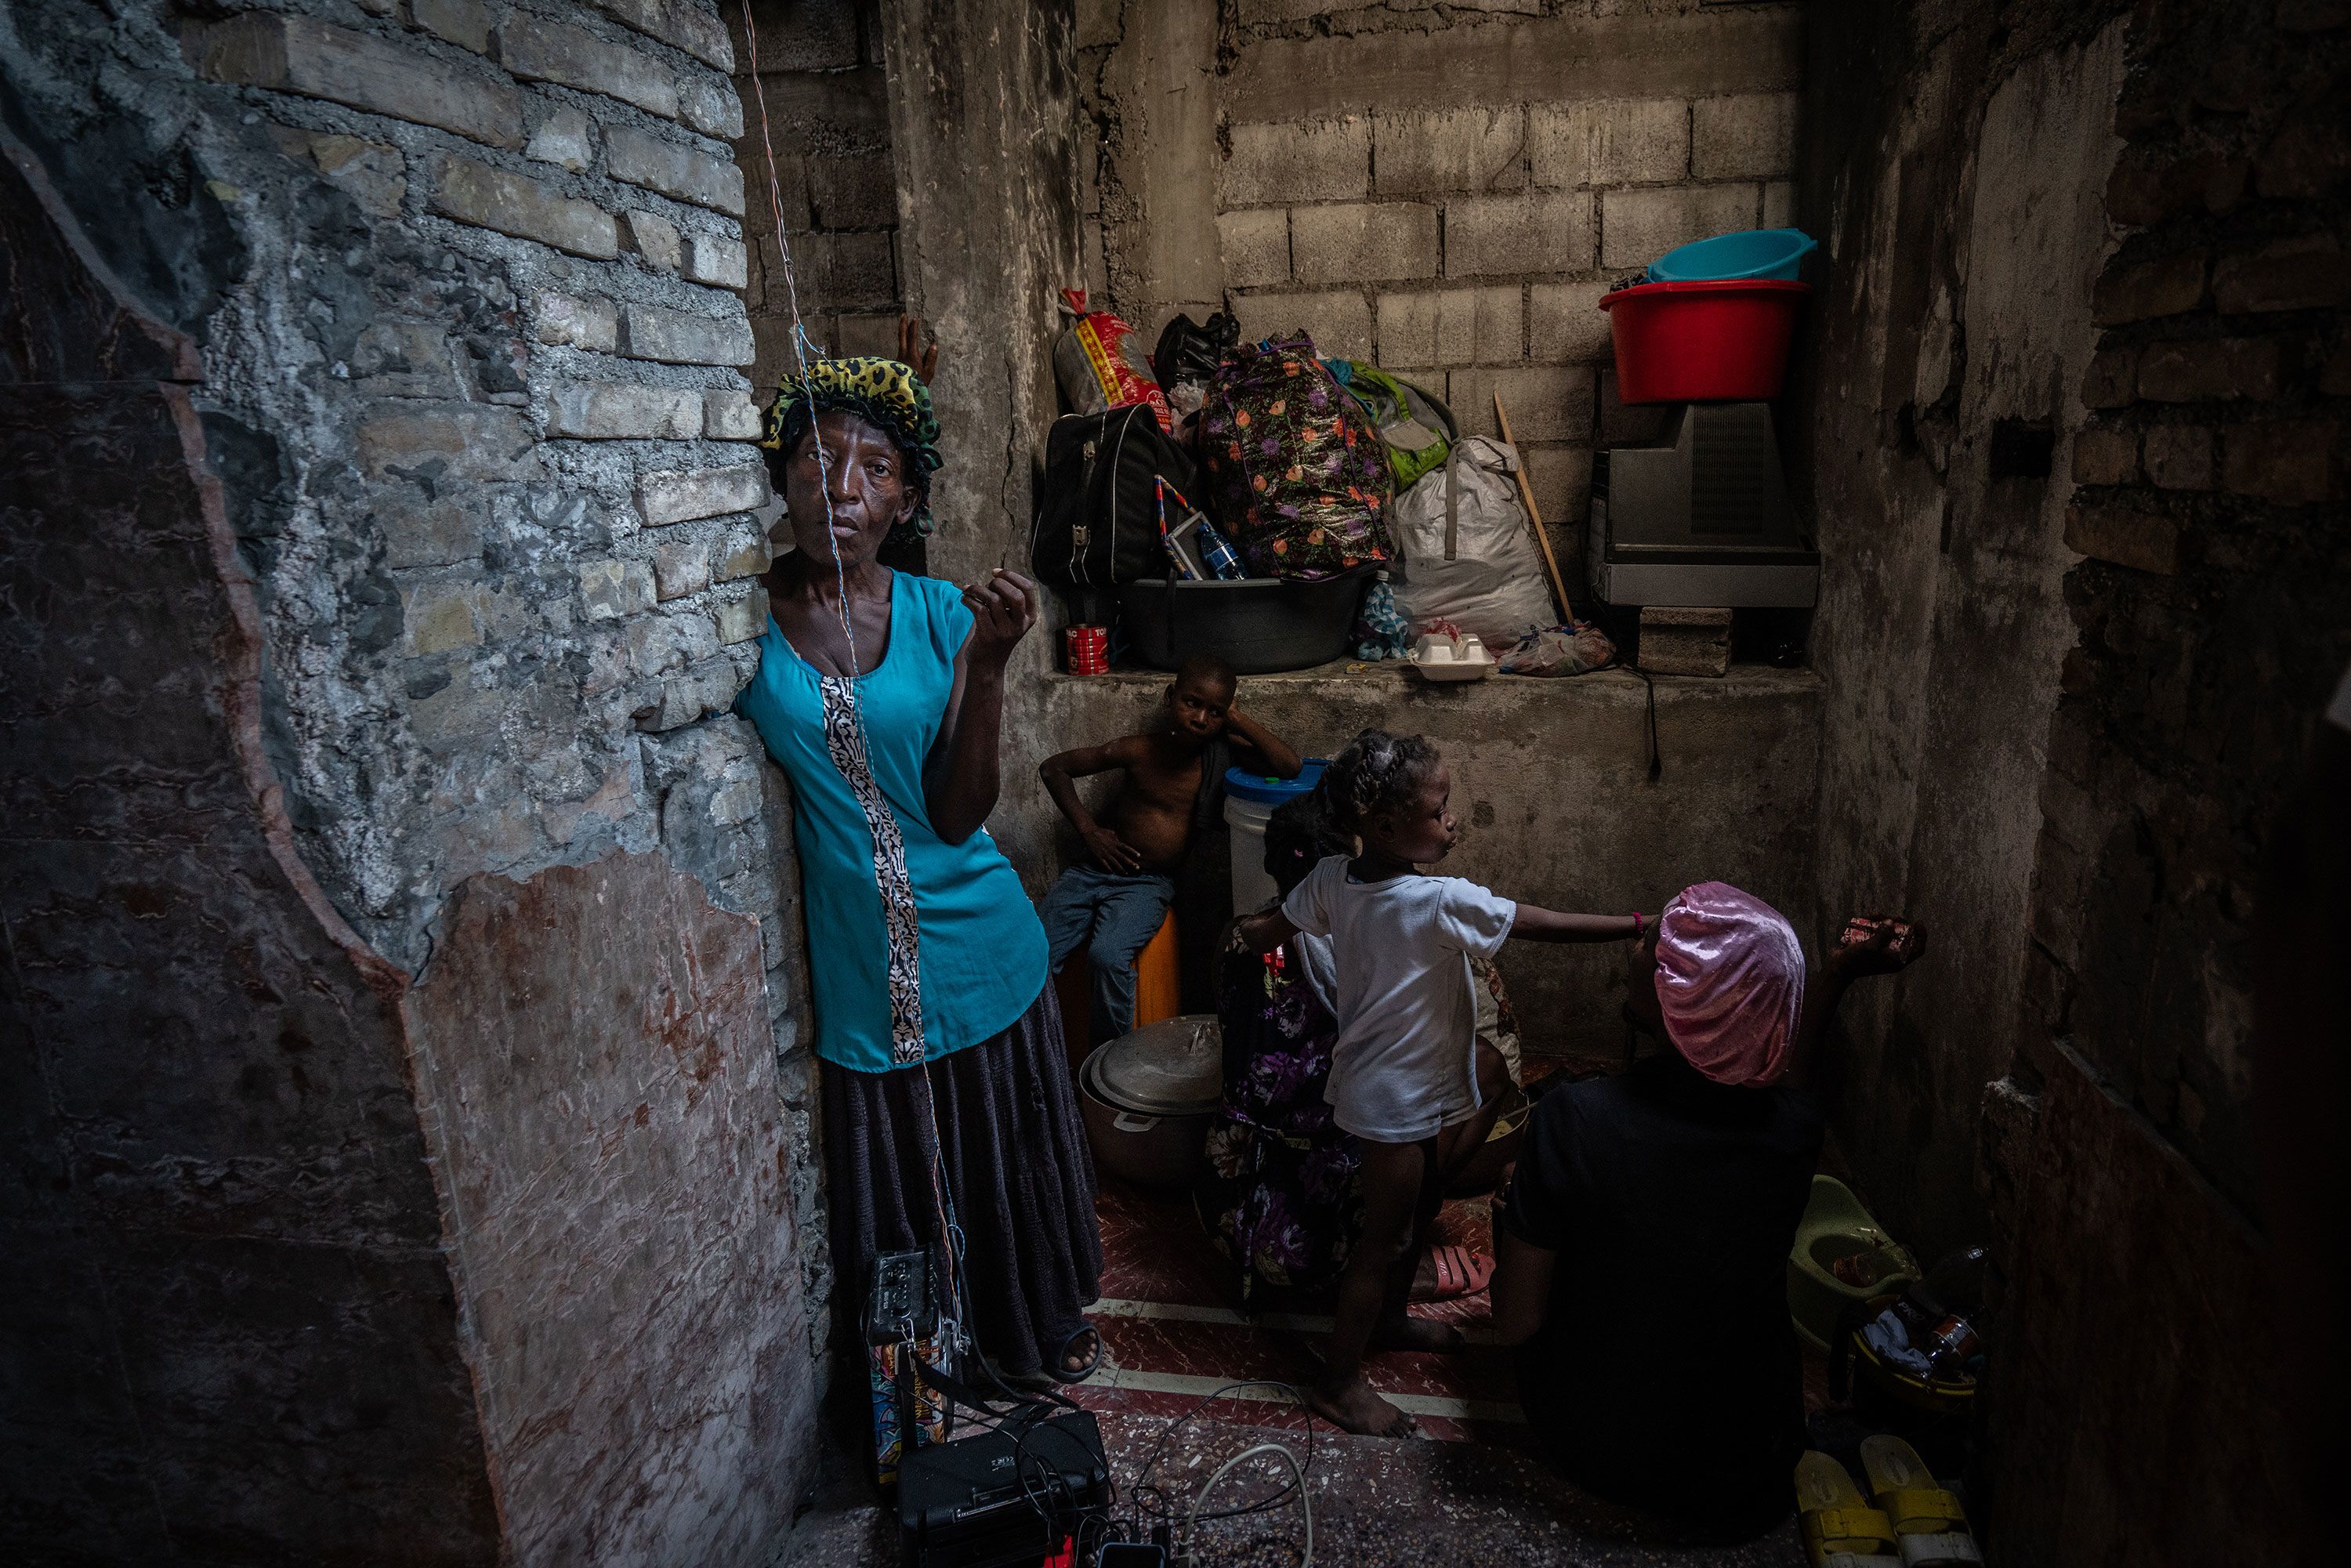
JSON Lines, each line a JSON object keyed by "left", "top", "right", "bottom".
{"left": 734, "top": 570, "right": 1049, "bottom": 1073}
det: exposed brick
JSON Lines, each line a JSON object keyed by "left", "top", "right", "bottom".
{"left": 378, "top": 494, "right": 484, "bottom": 570}
{"left": 1445, "top": 193, "right": 1594, "bottom": 277}
{"left": 431, "top": 155, "right": 617, "bottom": 259}
{"left": 715, "top": 531, "right": 772, "bottom": 581}
{"left": 545, "top": 383, "right": 702, "bottom": 440}
{"left": 268, "top": 126, "right": 405, "bottom": 217}
{"left": 1691, "top": 93, "right": 1799, "bottom": 180}
{"left": 1222, "top": 118, "right": 1371, "bottom": 207}
{"left": 620, "top": 302, "right": 755, "bottom": 366}
{"left": 534, "top": 292, "right": 618, "bottom": 352}
{"left": 2082, "top": 347, "right": 2138, "bottom": 408}
{"left": 2136, "top": 338, "right": 2281, "bottom": 403}
{"left": 713, "top": 584, "right": 766, "bottom": 645}
{"left": 403, "top": 583, "right": 480, "bottom": 656}
{"left": 1516, "top": 441, "right": 1591, "bottom": 531}
{"left": 1531, "top": 99, "right": 1687, "bottom": 188}
{"left": 622, "top": 210, "right": 683, "bottom": 273}
{"left": 1291, "top": 201, "right": 1438, "bottom": 284}
{"left": 606, "top": 125, "right": 745, "bottom": 215}
{"left": 703, "top": 389, "right": 763, "bottom": 441}
{"left": 357, "top": 404, "right": 540, "bottom": 480}
{"left": 782, "top": 232, "right": 898, "bottom": 309}
{"left": 523, "top": 107, "right": 595, "bottom": 173}
{"left": 807, "top": 153, "right": 898, "bottom": 230}
{"left": 679, "top": 73, "right": 744, "bottom": 140}
{"left": 2092, "top": 251, "right": 2206, "bottom": 325}
{"left": 411, "top": 0, "right": 491, "bottom": 56}
{"left": 2212, "top": 238, "right": 2349, "bottom": 313}
{"left": 1229, "top": 291, "right": 1374, "bottom": 360}
{"left": 1447, "top": 366, "right": 1594, "bottom": 442}
{"left": 580, "top": 558, "right": 657, "bottom": 620}
{"left": 1373, "top": 107, "right": 1527, "bottom": 196}
{"left": 498, "top": 15, "right": 678, "bottom": 118}
{"left": 1528, "top": 280, "right": 1614, "bottom": 364}
{"left": 1375, "top": 286, "right": 1520, "bottom": 368}
{"left": 2070, "top": 426, "right": 2139, "bottom": 487}
{"left": 654, "top": 539, "right": 709, "bottom": 601}
{"left": 2106, "top": 149, "right": 2248, "bottom": 226}
{"left": 2222, "top": 420, "right": 2340, "bottom": 504}
{"left": 589, "top": 0, "right": 734, "bottom": 71}
{"left": 2143, "top": 425, "right": 2214, "bottom": 490}
{"left": 1762, "top": 179, "right": 1795, "bottom": 229}
{"left": 2255, "top": 118, "right": 2350, "bottom": 199}
{"left": 1219, "top": 209, "right": 1291, "bottom": 288}
{"left": 2065, "top": 496, "right": 2183, "bottom": 573}
{"left": 684, "top": 233, "right": 749, "bottom": 290}
{"left": 1638, "top": 606, "right": 1731, "bottom": 677}
{"left": 1597, "top": 368, "right": 1671, "bottom": 446}
{"left": 638, "top": 465, "right": 770, "bottom": 526}
{"left": 192, "top": 13, "right": 523, "bottom": 150}
{"left": 1599, "top": 184, "right": 1757, "bottom": 270}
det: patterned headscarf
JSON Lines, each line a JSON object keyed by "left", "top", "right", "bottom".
{"left": 1653, "top": 882, "right": 1806, "bottom": 1088}
{"left": 759, "top": 357, "right": 944, "bottom": 534}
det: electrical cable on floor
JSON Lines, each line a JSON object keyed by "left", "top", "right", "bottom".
{"left": 1125, "top": 1380, "right": 1319, "bottom": 1563}
{"left": 1184, "top": 1442, "right": 1312, "bottom": 1568}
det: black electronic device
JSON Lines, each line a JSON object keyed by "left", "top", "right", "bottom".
{"left": 1587, "top": 401, "right": 1820, "bottom": 609}
{"left": 868, "top": 1248, "right": 939, "bottom": 1345}
{"left": 897, "top": 1410, "right": 1110, "bottom": 1568}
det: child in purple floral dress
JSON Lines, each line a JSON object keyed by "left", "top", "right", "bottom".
{"left": 1194, "top": 795, "right": 1359, "bottom": 1302}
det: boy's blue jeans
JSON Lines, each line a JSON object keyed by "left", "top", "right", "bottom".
{"left": 1040, "top": 864, "right": 1176, "bottom": 1043}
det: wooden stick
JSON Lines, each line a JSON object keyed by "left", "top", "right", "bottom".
{"left": 1492, "top": 390, "right": 1574, "bottom": 623}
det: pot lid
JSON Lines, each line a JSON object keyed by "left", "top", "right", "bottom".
{"left": 1086, "top": 1014, "right": 1223, "bottom": 1115}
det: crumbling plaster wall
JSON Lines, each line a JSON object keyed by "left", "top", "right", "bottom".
{"left": 1078, "top": 0, "right": 1806, "bottom": 581}
{"left": 1797, "top": 1, "right": 2346, "bottom": 1560}
{"left": 2, "top": 0, "right": 824, "bottom": 1559}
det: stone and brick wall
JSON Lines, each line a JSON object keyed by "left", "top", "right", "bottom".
{"left": 729, "top": 0, "right": 902, "bottom": 391}
{"left": 2, "top": 1, "right": 823, "bottom": 1559}
{"left": 1079, "top": 0, "right": 1805, "bottom": 578}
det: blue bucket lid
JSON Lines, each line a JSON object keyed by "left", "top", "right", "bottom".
{"left": 1225, "top": 758, "right": 1327, "bottom": 805}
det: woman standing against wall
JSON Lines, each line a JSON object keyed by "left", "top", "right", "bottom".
{"left": 734, "top": 348, "right": 1102, "bottom": 1382}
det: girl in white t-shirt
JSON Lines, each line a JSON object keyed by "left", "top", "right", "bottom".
{"left": 1235, "top": 728, "right": 1647, "bottom": 1438}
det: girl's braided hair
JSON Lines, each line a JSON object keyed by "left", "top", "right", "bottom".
{"left": 1320, "top": 728, "right": 1444, "bottom": 831}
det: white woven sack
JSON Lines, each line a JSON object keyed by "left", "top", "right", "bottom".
{"left": 1390, "top": 436, "right": 1555, "bottom": 647}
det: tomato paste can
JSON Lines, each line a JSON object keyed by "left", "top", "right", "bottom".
{"left": 1064, "top": 624, "right": 1109, "bottom": 675}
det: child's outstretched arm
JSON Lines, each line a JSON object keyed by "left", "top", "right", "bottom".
{"left": 1040, "top": 737, "right": 1146, "bottom": 872}
{"left": 1509, "top": 904, "right": 1644, "bottom": 943}
{"left": 1223, "top": 704, "right": 1303, "bottom": 780}
{"left": 1231, "top": 907, "right": 1301, "bottom": 956}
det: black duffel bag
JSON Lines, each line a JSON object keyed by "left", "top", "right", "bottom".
{"left": 1032, "top": 404, "right": 1199, "bottom": 589}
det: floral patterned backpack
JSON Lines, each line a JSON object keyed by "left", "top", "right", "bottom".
{"left": 1197, "top": 335, "right": 1395, "bottom": 579}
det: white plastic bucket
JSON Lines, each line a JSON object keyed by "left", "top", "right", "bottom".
{"left": 1223, "top": 759, "right": 1327, "bottom": 914}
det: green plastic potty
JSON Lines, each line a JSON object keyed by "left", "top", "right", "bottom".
{"left": 1787, "top": 1175, "right": 1919, "bottom": 1352}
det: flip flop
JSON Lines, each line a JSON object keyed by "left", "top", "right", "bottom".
{"left": 1795, "top": 1451, "right": 1903, "bottom": 1568}
{"left": 1858, "top": 1436, "right": 1981, "bottom": 1566}
{"left": 1408, "top": 1244, "right": 1494, "bottom": 1302}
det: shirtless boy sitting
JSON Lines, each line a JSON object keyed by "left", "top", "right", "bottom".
{"left": 1039, "top": 655, "right": 1302, "bottom": 1041}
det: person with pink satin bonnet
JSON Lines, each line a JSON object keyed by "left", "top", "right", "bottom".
{"left": 1487, "top": 882, "right": 1925, "bottom": 1538}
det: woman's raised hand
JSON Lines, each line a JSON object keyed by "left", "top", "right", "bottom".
{"left": 962, "top": 568, "right": 1038, "bottom": 672}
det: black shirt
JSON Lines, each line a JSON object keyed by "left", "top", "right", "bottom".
{"left": 1502, "top": 1053, "right": 1822, "bottom": 1527}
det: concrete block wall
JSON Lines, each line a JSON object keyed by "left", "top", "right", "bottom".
{"left": 1081, "top": 0, "right": 1804, "bottom": 579}
{"left": 2, "top": 1, "right": 823, "bottom": 1558}
{"left": 727, "top": 0, "right": 902, "bottom": 391}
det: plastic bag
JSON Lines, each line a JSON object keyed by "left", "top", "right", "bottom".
{"left": 1053, "top": 288, "right": 1172, "bottom": 433}
{"left": 1353, "top": 570, "right": 1412, "bottom": 660}
{"left": 1497, "top": 621, "right": 1617, "bottom": 677}
{"left": 1390, "top": 437, "right": 1555, "bottom": 646}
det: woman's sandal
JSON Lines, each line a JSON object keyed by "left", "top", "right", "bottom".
{"left": 1795, "top": 1451, "right": 1904, "bottom": 1568}
{"left": 1045, "top": 1323, "right": 1104, "bottom": 1385}
{"left": 1858, "top": 1436, "right": 1982, "bottom": 1566}
{"left": 1408, "top": 1244, "right": 1494, "bottom": 1302}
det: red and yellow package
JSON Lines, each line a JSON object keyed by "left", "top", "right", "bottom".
{"left": 1053, "top": 288, "right": 1172, "bottom": 433}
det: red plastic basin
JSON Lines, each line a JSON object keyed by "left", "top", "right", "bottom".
{"left": 1598, "top": 279, "right": 1810, "bottom": 404}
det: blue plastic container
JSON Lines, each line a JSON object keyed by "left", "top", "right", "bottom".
{"left": 1647, "top": 228, "right": 1817, "bottom": 283}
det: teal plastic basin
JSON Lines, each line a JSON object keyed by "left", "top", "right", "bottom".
{"left": 1648, "top": 228, "right": 1818, "bottom": 282}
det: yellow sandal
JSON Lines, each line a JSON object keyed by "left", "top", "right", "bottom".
{"left": 1795, "top": 1450, "right": 1903, "bottom": 1568}
{"left": 1858, "top": 1435, "right": 1981, "bottom": 1566}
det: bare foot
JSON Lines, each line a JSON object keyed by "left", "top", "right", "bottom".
{"left": 1307, "top": 1375, "right": 1416, "bottom": 1438}
{"left": 1061, "top": 1325, "right": 1100, "bottom": 1376}
{"left": 1371, "top": 1314, "right": 1466, "bottom": 1354}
